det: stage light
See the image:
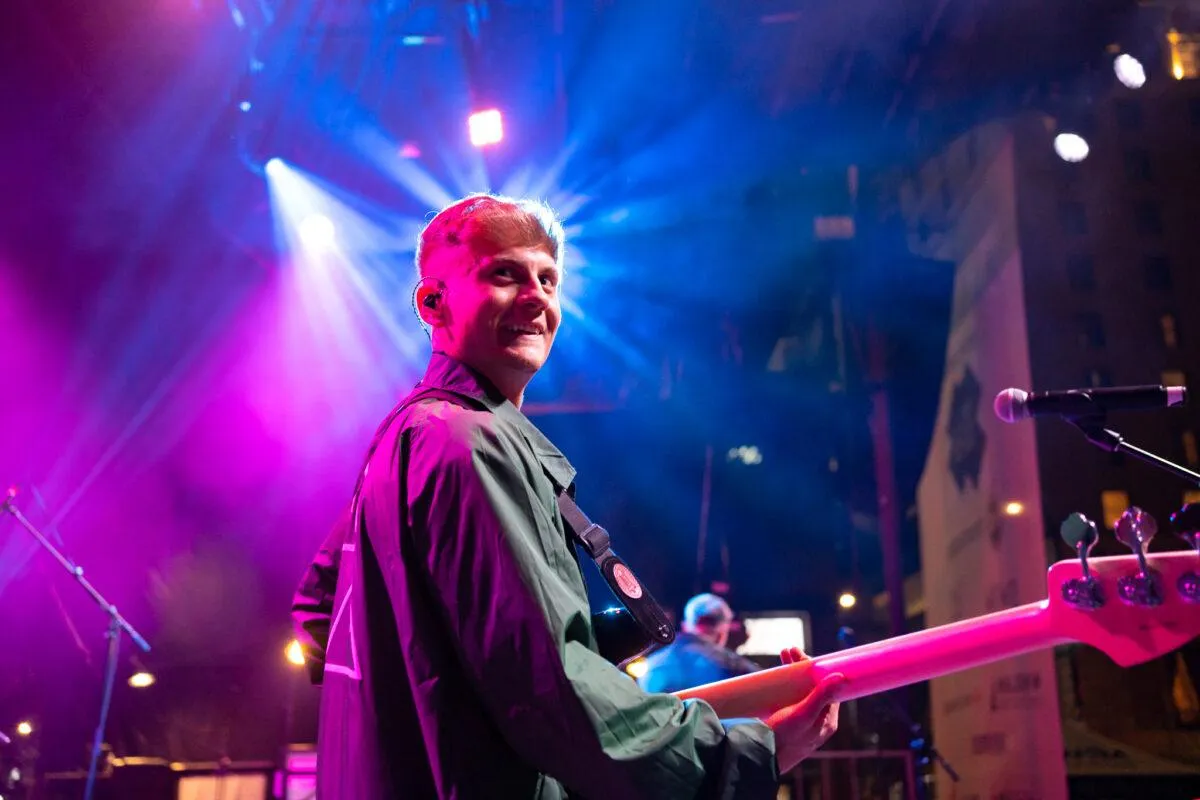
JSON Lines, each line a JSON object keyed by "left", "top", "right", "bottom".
{"left": 128, "top": 671, "right": 156, "bottom": 689}
{"left": 837, "top": 592, "right": 857, "bottom": 610}
{"left": 298, "top": 214, "right": 336, "bottom": 250}
{"left": 1003, "top": 501, "right": 1025, "bottom": 516}
{"left": 726, "top": 446, "right": 762, "bottom": 465}
{"left": 468, "top": 109, "right": 503, "bottom": 147}
{"left": 1113, "top": 54, "right": 1146, "bottom": 89}
{"left": 15, "top": 721, "right": 32, "bottom": 737}
{"left": 238, "top": 100, "right": 253, "bottom": 112}
{"left": 286, "top": 639, "right": 305, "bottom": 667}
{"left": 399, "top": 141, "right": 422, "bottom": 159}
{"left": 1053, "top": 133, "right": 1089, "bottom": 163}
{"left": 265, "top": 157, "right": 285, "bottom": 177}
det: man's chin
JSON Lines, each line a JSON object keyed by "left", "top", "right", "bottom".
{"left": 500, "top": 344, "right": 549, "bottom": 374}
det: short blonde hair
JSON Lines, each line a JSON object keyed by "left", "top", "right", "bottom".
{"left": 415, "top": 193, "right": 565, "bottom": 277}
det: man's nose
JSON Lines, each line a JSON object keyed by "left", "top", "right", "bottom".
{"left": 518, "top": 281, "right": 551, "bottom": 310}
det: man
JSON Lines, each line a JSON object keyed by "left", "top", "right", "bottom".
{"left": 291, "top": 194, "right": 843, "bottom": 798}
{"left": 638, "top": 593, "right": 762, "bottom": 695}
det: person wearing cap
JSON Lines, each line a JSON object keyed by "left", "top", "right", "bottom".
{"left": 638, "top": 593, "right": 763, "bottom": 694}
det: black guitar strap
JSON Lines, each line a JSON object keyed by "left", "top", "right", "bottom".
{"left": 555, "top": 493, "right": 675, "bottom": 646}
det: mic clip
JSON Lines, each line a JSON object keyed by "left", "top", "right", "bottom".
{"left": 1067, "top": 415, "right": 1122, "bottom": 453}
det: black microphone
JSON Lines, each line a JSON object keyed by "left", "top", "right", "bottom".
{"left": 994, "top": 385, "right": 1187, "bottom": 423}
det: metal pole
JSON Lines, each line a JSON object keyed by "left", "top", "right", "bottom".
{"left": 694, "top": 444, "right": 714, "bottom": 593}
{"left": 867, "top": 323, "right": 906, "bottom": 636}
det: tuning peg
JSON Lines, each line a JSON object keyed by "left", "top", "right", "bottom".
{"left": 1061, "top": 513, "right": 1100, "bottom": 555}
{"left": 1060, "top": 513, "right": 1104, "bottom": 609}
{"left": 1169, "top": 503, "right": 1200, "bottom": 552}
{"left": 1114, "top": 506, "right": 1157, "bottom": 551}
{"left": 1168, "top": 503, "right": 1200, "bottom": 604}
{"left": 1113, "top": 507, "right": 1163, "bottom": 607}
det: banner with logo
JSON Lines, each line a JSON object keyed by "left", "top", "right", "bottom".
{"left": 914, "top": 126, "right": 1068, "bottom": 800}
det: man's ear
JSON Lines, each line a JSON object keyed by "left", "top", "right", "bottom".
{"left": 414, "top": 281, "right": 445, "bottom": 329}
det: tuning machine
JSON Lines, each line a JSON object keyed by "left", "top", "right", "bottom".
{"left": 1060, "top": 513, "right": 1104, "bottom": 610}
{"left": 1168, "top": 502, "right": 1200, "bottom": 604}
{"left": 1113, "top": 507, "right": 1164, "bottom": 607}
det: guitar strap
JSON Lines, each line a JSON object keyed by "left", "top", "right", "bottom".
{"left": 352, "top": 385, "right": 675, "bottom": 648}
{"left": 555, "top": 493, "right": 675, "bottom": 646}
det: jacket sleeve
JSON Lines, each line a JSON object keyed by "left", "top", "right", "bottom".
{"left": 291, "top": 503, "right": 351, "bottom": 684}
{"left": 405, "top": 416, "right": 779, "bottom": 799}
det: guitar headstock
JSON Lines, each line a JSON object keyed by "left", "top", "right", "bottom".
{"left": 1046, "top": 551, "right": 1199, "bottom": 666}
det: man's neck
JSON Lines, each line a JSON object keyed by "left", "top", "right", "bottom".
{"left": 435, "top": 350, "right": 528, "bottom": 408}
{"left": 477, "top": 366, "right": 527, "bottom": 408}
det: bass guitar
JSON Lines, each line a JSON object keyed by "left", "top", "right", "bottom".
{"left": 675, "top": 543, "right": 1199, "bottom": 718}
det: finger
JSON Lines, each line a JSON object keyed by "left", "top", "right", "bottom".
{"left": 779, "top": 647, "right": 806, "bottom": 665}
{"left": 774, "top": 675, "right": 846, "bottom": 730}
{"left": 804, "top": 673, "right": 846, "bottom": 708}
{"left": 826, "top": 701, "right": 840, "bottom": 730}
{"left": 818, "top": 702, "right": 840, "bottom": 738}
{"left": 804, "top": 702, "right": 839, "bottom": 748}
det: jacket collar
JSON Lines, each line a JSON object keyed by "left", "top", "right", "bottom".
{"left": 419, "top": 353, "right": 576, "bottom": 492}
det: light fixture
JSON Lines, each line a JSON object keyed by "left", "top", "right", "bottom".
{"left": 1113, "top": 54, "right": 1146, "bottom": 89}
{"left": 468, "top": 109, "right": 504, "bottom": 147}
{"left": 1053, "top": 133, "right": 1089, "bottom": 163}
{"left": 128, "top": 671, "right": 156, "bottom": 689}
{"left": 837, "top": 592, "right": 857, "bottom": 610}
{"left": 286, "top": 639, "right": 306, "bottom": 667}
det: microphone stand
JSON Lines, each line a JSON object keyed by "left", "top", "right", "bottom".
{"left": 837, "top": 628, "right": 959, "bottom": 799}
{"left": 1, "top": 488, "right": 150, "bottom": 800}
{"left": 1068, "top": 417, "right": 1200, "bottom": 487}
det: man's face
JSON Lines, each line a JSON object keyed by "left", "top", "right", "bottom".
{"left": 711, "top": 621, "right": 731, "bottom": 649}
{"left": 437, "top": 244, "right": 562, "bottom": 382}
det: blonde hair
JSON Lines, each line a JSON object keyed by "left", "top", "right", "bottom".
{"left": 415, "top": 193, "right": 565, "bottom": 277}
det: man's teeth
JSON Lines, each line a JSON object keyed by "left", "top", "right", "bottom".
{"left": 504, "top": 325, "right": 541, "bottom": 335}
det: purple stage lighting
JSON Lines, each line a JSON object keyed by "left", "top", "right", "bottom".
{"left": 468, "top": 109, "right": 503, "bottom": 147}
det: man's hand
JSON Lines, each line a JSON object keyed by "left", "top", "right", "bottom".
{"left": 764, "top": 647, "right": 842, "bottom": 774}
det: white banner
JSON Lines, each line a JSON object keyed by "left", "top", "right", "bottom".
{"left": 914, "top": 126, "right": 1068, "bottom": 800}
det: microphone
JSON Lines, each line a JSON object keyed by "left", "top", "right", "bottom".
{"left": 994, "top": 385, "right": 1187, "bottom": 423}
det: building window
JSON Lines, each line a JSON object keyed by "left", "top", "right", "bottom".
{"left": 1059, "top": 201, "right": 1088, "bottom": 235}
{"left": 1163, "top": 369, "right": 1187, "bottom": 387}
{"left": 1075, "top": 312, "right": 1106, "bottom": 349}
{"left": 1184, "top": 432, "right": 1199, "bottom": 467}
{"left": 1161, "top": 313, "right": 1180, "bottom": 348}
{"left": 1134, "top": 201, "right": 1163, "bottom": 235}
{"left": 1144, "top": 256, "right": 1172, "bottom": 289}
{"left": 1086, "top": 367, "right": 1113, "bottom": 388}
{"left": 1066, "top": 254, "right": 1096, "bottom": 290}
{"left": 1167, "top": 29, "right": 1200, "bottom": 80}
{"left": 1123, "top": 149, "right": 1152, "bottom": 181}
{"left": 1114, "top": 99, "right": 1143, "bottom": 129}
{"left": 1101, "top": 490, "right": 1130, "bottom": 530}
